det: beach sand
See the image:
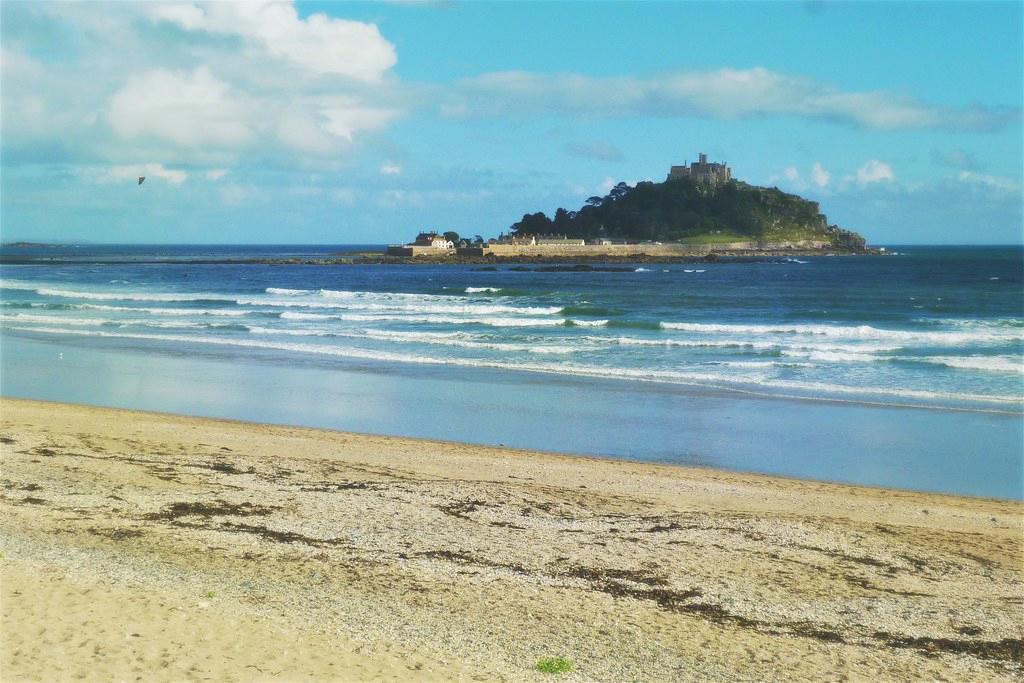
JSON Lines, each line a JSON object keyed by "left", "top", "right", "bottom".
{"left": 1, "top": 397, "right": 1021, "bottom": 681}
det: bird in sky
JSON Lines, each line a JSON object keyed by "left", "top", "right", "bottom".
{"left": 138, "top": 176, "right": 145, "bottom": 185}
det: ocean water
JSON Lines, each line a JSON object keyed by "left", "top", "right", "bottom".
{"left": 2, "top": 245, "right": 1021, "bottom": 498}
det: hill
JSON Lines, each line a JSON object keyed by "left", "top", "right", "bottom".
{"left": 509, "top": 177, "right": 867, "bottom": 250}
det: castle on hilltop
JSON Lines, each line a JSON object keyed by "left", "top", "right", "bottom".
{"left": 667, "top": 153, "right": 731, "bottom": 185}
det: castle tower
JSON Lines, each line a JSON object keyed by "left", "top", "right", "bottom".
{"left": 667, "top": 152, "right": 731, "bottom": 184}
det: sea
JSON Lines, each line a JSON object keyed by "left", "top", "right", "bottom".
{"left": 1, "top": 244, "right": 1021, "bottom": 499}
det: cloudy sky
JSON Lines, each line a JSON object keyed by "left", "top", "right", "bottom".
{"left": 2, "top": 1, "right": 1021, "bottom": 244}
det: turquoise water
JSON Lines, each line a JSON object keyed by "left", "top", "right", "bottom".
{"left": 1, "top": 245, "right": 1021, "bottom": 498}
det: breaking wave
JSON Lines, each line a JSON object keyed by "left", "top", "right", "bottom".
{"left": 6, "top": 324, "right": 1020, "bottom": 409}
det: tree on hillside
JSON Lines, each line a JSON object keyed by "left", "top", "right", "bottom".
{"left": 507, "top": 176, "right": 845, "bottom": 244}
{"left": 511, "top": 212, "right": 553, "bottom": 235}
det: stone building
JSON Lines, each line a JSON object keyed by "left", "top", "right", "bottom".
{"left": 412, "top": 232, "right": 453, "bottom": 249}
{"left": 667, "top": 153, "right": 732, "bottom": 185}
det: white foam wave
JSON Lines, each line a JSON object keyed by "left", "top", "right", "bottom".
{"left": 1, "top": 313, "right": 107, "bottom": 327}
{"left": 0, "top": 312, "right": 245, "bottom": 331}
{"left": 244, "top": 296, "right": 561, "bottom": 316}
{"left": 923, "top": 317, "right": 1023, "bottom": 330}
{"left": 354, "top": 328, "right": 578, "bottom": 354}
{"left": 704, "top": 360, "right": 784, "bottom": 369}
{"left": 765, "top": 378, "right": 1022, "bottom": 406}
{"left": 569, "top": 319, "right": 609, "bottom": 327}
{"left": 318, "top": 288, "right": 436, "bottom": 301}
{"left": 6, "top": 325, "right": 1021, "bottom": 408}
{"left": 582, "top": 335, "right": 900, "bottom": 355}
{"left": 81, "top": 304, "right": 250, "bottom": 317}
{"left": 465, "top": 287, "right": 502, "bottom": 293}
{"left": 249, "top": 325, "right": 332, "bottom": 337}
{"left": 584, "top": 336, "right": 779, "bottom": 351}
{"left": 280, "top": 310, "right": 567, "bottom": 327}
{"left": 781, "top": 349, "right": 882, "bottom": 364}
{"left": 252, "top": 327, "right": 574, "bottom": 356}
{"left": 280, "top": 311, "right": 331, "bottom": 321}
{"left": 659, "top": 321, "right": 1022, "bottom": 345}
{"left": 265, "top": 287, "right": 456, "bottom": 303}
{"left": 919, "top": 356, "right": 1024, "bottom": 374}
{"left": 34, "top": 287, "right": 234, "bottom": 303}
{"left": 0, "top": 280, "right": 41, "bottom": 291}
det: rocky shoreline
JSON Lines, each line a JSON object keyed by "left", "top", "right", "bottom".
{"left": 0, "top": 247, "right": 882, "bottom": 267}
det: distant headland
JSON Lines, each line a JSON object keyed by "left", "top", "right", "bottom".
{"left": 387, "top": 153, "right": 876, "bottom": 262}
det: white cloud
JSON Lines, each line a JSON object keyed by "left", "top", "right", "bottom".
{"left": 320, "top": 99, "right": 401, "bottom": 142}
{"left": 774, "top": 166, "right": 809, "bottom": 191}
{"left": 1, "top": 2, "right": 404, "bottom": 177}
{"left": 148, "top": 2, "right": 396, "bottom": 82}
{"left": 150, "top": 3, "right": 205, "bottom": 30}
{"left": 379, "top": 162, "right": 402, "bottom": 175}
{"left": 206, "top": 169, "right": 229, "bottom": 181}
{"left": 599, "top": 176, "right": 617, "bottom": 193}
{"left": 855, "top": 160, "right": 895, "bottom": 185}
{"left": 108, "top": 67, "right": 252, "bottom": 147}
{"left": 811, "top": 162, "right": 830, "bottom": 187}
{"left": 958, "top": 171, "right": 1020, "bottom": 195}
{"left": 274, "top": 106, "right": 337, "bottom": 154}
{"left": 446, "top": 67, "right": 1016, "bottom": 132}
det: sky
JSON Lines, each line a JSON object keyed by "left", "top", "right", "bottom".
{"left": 1, "top": 0, "right": 1021, "bottom": 245}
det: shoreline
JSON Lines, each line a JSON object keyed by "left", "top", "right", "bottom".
{"left": 6, "top": 395, "right": 1021, "bottom": 503}
{"left": 4, "top": 328, "right": 1023, "bottom": 501}
{"left": 0, "top": 248, "right": 878, "bottom": 266}
{"left": 2, "top": 398, "right": 1021, "bottom": 681}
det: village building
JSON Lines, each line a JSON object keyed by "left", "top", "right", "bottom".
{"left": 536, "top": 235, "right": 585, "bottom": 246}
{"left": 386, "top": 231, "right": 455, "bottom": 256}
{"left": 412, "top": 232, "right": 454, "bottom": 249}
{"left": 496, "top": 234, "right": 585, "bottom": 246}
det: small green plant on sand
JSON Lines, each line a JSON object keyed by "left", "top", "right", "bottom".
{"left": 203, "top": 590, "right": 216, "bottom": 599}
{"left": 535, "top": 657, "right": 574, "bottom": 674}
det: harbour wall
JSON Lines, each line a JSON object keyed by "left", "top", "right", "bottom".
{"left": 456, "top": 240, "right": 830, "bottom": 258}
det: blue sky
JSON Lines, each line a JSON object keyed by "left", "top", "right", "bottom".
{"left": 1, "top": 1, "right": 1021, "bottom": 244}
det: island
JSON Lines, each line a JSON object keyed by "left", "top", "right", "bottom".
{"left": 386, "top": 153, "right": 875, "bottom": 262}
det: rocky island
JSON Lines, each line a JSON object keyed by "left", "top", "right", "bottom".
{"left": 386, "top": 154, "right": 875, "bottom": 262}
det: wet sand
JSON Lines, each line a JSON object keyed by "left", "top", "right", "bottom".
{"left": 1, "top": 398, "right": 1021, "bottom": 681}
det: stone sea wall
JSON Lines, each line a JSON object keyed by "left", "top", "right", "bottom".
{"left": 457, "top": 240, "right": 831, "bottom": 258}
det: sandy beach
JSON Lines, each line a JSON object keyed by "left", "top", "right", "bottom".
{"left": 0, "top": 397, "right": 1021, "bottom": 681}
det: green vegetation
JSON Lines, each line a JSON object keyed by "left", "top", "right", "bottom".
{"left": 509, "top": 177, "right": 866, "bottom": 249}
{"left": 203, "top": 590, "right": 216, "bottom": 599}
{"left": 535, "top": 657, "right": 575, "bottom": 674}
